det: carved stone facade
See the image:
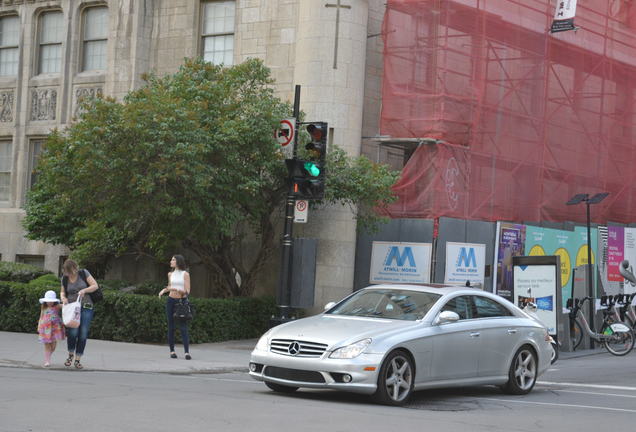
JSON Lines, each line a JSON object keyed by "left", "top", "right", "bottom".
{"left": 30, "top": 88, "right": 57, "bottom": 121}
{"left": 73, "top": 86, "right": 103, "bottom": 118}
{"left": 0, "top": 91, "right": 13, "bottom": 122}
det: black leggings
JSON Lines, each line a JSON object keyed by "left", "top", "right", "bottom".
{"left": 166, "top": 297, "right": 190, "bottom": 353}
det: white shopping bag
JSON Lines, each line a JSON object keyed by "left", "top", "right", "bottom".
{"left": 62, "top": 298, "right": 82, "bottom": 328}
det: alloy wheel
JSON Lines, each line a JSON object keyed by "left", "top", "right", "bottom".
{"left": 384, "top": 354, "right": 413, "bottom": 402}
{"left": 513, "top": 349, "right": 537, "bottom": 391}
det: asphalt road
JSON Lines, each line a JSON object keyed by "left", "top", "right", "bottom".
{"left": 1, "top": 352, "right": 635, "bottom": 432}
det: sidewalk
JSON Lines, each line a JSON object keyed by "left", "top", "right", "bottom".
{"left": 0, "top": 330, "right": 607, "bottom": 374}
{"left": 0, "top": 331, "right": 255, "bottom": 374}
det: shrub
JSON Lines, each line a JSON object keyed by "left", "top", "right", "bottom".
{"left": 0, "top": 281, "right": 276, "bottom": 344}
{"left": 130, "top": 281, "right": 163, "bottom": 296}
{"left": 29, "top": 274, "right": 61, "bottom": 290}
{"left": 0, "top": 261, "right": 52, "bottom": 283}
{"left": 98, "top": 279, "right": 132, "bottom": 291}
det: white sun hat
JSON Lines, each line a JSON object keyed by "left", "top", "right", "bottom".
{"left": 39, "top": 290, "right": 61, "bottom": 304}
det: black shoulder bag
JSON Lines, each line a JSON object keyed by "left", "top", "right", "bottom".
{"left": 173, "top": 297, "right": 194, "bottom": 322}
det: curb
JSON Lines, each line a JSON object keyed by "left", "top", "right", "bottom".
{"left": 0, "top": 360, "right": 249, "bottom": 375}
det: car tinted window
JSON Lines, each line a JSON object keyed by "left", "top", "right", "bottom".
{"left": 327, "top": 289, "right": 442, "bottom": 321}
{"left": 474, "top": 296, "right": 513, "bottom": 318}
{"left": 441, "top": 295, "right": 475, "bottom": 320}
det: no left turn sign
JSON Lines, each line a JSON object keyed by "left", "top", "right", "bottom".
{"left": 275, "top": 118, "right": 295, "bottom": 159}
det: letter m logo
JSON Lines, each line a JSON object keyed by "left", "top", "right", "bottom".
{"left": 457, "top": 247, "right": 477, "bottom": 268}
{"left": 385, "top": 246, "right": 416, "bottom": 267}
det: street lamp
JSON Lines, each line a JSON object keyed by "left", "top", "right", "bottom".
{"left": 566, "top": 192, "right": 609, "bottom": 348}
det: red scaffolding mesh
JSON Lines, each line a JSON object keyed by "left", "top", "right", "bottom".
{"left": 381, "top": 0, "right": 636, "bottom": 224}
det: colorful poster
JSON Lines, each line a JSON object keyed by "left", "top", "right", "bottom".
{"left": 607, "top": 226, "right": 624, "bottom": 282}
{"left": 597, "top": 226, "right": 636, "bottom": 295}
{"left": 495, "top": 223, "right": 526, "bottom": 302}
{"left": 513, "top": 264, "right": 558, "bottom": 335}
{"left": 369, "top": 242, "right": 432, "bottom": 284}
{"left": 523, "top": 225, "right": 596, "bottom": 302}
{"left": 444, "top": 242, "right": 486, "bottom": 286}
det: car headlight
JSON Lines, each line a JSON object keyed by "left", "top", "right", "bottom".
{"left": 255, "top": 330, "right": 272, "bottom": 351}
{"left": 329, "top": 338, "right": 372, "bottom": 359}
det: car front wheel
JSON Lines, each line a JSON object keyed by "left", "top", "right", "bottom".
{"left": 502, "top": 346, "right": 537, "bottom": 395}
{"left": 373, "top": 350, "right": 414, "bottom": 406}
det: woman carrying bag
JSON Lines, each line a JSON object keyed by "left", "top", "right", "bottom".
{"left": 158, "top": 255, "right": 192, "bottom": 360}
{"left": 60, "top": 259, "right": 100, "bottom": 369}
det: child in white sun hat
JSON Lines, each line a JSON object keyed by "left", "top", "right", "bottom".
{"left": 38, "top": 290, "right": 65, "bottom": 367}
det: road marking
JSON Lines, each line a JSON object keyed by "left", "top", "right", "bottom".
{"left": 482, "top": 398, "right": 636, "bottom": 414}
{"left": 538, "top": 381, "right": 636, "bottom": 391}
{"left": 555, "top": 389, "right": 636, "bottom": 399}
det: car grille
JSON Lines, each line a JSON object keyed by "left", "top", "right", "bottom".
{"left": 264, "top": 366, "right": 325, "bottom": 383}
{"left": 269, "top": 339, "right": 328, "bottom": 357}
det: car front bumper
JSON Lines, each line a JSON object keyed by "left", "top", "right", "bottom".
{"left": 249, "top": 348, "right": 384, "bottom": 395}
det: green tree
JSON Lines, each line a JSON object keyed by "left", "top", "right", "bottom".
{"left": 24, "top": 58, "right": 398, "bottom": 297}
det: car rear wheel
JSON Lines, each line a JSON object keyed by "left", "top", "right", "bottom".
{"left": 502, "top": 346, "right": 537, "bottom": 395}
{"left": 373, "top": 350, "right": 414, "bottom": 406}
{"left": 265, "top": 382, "right": 299, "bottom": 393}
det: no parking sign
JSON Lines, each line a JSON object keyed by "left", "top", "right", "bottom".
{"left": 294, "top": 200, "right": 308, "bottom": 223}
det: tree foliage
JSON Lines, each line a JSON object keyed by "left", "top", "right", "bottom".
{"left": 24, "top": 58, "right": 398, "bottom": 296}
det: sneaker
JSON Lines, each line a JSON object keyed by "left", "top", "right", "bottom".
{"left": 185, "top": 353, "right": 192, "bottom": 360}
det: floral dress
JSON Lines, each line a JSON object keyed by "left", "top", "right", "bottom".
{"left": 38, "top": 307, "right": 65, "bottom": 343}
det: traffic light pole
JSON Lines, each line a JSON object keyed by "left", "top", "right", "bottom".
{"left": 276, "top": 85, "right": 301, "bottom": 322}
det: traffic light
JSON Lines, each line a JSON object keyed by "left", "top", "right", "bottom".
{"left": 284, "top": 122, "right": 327, "bottom": 200}
{"left": 303, "top": 122, "right": 327, "bottom": 199}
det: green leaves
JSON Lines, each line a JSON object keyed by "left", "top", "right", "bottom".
{"left": 22, "top": 57, "right": 399, "bottom": 295}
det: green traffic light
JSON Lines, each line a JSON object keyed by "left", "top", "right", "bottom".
{"left": 304, "top": 161, "right": 320, "bottom": 177}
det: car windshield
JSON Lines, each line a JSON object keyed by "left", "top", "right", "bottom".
{"left": 326, "top": 289, "right": 442, "bottom": 321}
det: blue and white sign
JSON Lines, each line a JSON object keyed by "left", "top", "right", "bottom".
{"left": 370, "top": 242, "right": 432, "bottom": 284}
{"left": 444, "top": 242, "right": 486, "bottom": 286}
{"left": 513, "top": 264, "right": 558, "bottom": 334}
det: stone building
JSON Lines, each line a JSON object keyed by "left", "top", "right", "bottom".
{"left": 0, "top": 0, "right": 399, "bottom": 305}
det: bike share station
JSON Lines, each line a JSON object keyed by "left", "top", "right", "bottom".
{"left": 510, "top": 255, "right": 636, "bottom": 356}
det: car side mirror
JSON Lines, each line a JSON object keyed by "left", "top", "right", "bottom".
{"left": 324, "top": 302, "right": 336, "bottom": 311}
{"left": 435, "top": 310, "right": 460, "bottom": 325}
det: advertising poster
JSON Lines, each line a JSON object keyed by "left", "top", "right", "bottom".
{"left": 513, "top": 264, "right": 558, "bottom": 335}
{"left": 444, "top": 242, "right": 486, "bottom": 286}
{"left": 607, "top": 226, "right": 624, "bottom": 282}
{"left": 550, "top": 0, "right": 578, "bottom": 33}
{"left": 524, "top": 225, "right": 596, "bottom": 302}
{"left": 494, "top": 223, "right": 526, "bottom": 302}
{"left": 597, "top": 226, "right": 636, "bottom": 295}
{"left": 369, "top": 242, "right": 432, "bottom": 284}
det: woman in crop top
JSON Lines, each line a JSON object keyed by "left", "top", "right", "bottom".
{"left": 158, "top": 254, "right": 191, "bottom": 359}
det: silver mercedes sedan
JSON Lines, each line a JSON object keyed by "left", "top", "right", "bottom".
{"left": 249, "top": 284, "right": 553, "bottom": 405}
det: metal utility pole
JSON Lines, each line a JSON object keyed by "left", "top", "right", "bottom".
{"left": 276, "top": 85, "right": 301, "bottom": 322}
{"left": 566, "top": 192, "right": 609, "bottom": 349}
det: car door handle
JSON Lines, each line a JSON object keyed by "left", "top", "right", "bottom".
{"left": 507, "top": 329, "right": 517, "bottom": 334}
{"left": 469, "top": 332, "right": 480, "bottom": 338}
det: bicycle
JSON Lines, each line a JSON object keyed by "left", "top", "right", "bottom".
{"left": 615, "top": 293, "right": 636, "bottom": 331}
{"left": 566, "top": 296, "right": 635, "bottom": 356}
{"left": 568, "top": 300, "right": 583, "bottom": 351}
